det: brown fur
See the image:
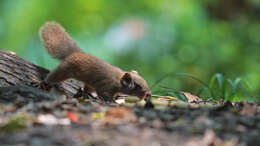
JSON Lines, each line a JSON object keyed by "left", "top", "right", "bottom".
{"left": 39, "top": 22, "right": 81, "bottom": 60}
{"left": 40, "top": 22, "right": 151, "bottom": 100}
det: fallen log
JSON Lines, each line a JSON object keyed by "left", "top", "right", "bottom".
{"left": 0, "top": 50, "right": 83, "bottom": 98}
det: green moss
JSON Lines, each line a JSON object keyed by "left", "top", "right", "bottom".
{"left": 0, "top": 115, "right": 29, "bottom": 133}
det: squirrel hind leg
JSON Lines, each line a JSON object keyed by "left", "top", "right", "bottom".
{"left": 45, "top": 61, "right": 73, "bottom": 84}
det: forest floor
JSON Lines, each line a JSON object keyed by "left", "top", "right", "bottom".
{"left": 0, "top": 86, "right": 259, "bottom": 146}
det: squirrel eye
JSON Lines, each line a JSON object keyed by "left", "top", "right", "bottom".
{"left": 135, "top": 83, "right": 142, "bottom": 90}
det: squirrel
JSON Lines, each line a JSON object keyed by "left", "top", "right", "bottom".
{"left": 39, "top": 22, "right": 151, "bottom": 101}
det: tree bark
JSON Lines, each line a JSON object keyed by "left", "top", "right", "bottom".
{"left": 0, "top": 50, "right": 83, "bottom": 98}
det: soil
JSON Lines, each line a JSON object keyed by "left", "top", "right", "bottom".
{"left": 0, "top": 85, "right": 259, "bottom": 146}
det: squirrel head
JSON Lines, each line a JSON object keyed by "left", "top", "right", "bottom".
{"left": 120, "top": 70, "right": 151, "bottom": 100}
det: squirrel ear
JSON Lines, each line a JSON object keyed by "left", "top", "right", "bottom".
{"left": 131, "top": 70, "right": 139, "bottom": 74}
{"left": 121, "top": 72, "right": 132, "bottom": 87}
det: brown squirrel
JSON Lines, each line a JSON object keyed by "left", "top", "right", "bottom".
{"left": 39, "top": 22, "right": 151, "bottom": 101}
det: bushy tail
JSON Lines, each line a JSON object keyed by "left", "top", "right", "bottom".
{"left": 39, "top": 22, "right": 81, "bottom": 61}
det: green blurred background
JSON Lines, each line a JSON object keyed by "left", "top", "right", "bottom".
{"left": 0, "top": 0, "right": 260, "bottom": 99}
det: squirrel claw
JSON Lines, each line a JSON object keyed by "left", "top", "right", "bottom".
{"left": 74, "top": 87, "right": 95, "bottom": 100}
{"left": 38, "top": 81, "right": 52, "bottom": 91}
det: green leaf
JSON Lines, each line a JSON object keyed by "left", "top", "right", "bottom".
{"left": 167, "top": 91, "right": 188, "bottom": 102}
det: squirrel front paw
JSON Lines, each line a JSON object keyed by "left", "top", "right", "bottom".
{"left": 73, "top": 87, "right": 95, "bottom": 99}
{"left": 35, "top": 81, "right": 53, "bottom": 91}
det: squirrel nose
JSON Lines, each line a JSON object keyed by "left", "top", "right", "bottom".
{"left": 146, "top": 92, "right": 151, "bottom": 97}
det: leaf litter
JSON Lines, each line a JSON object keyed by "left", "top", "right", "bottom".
{"left": 0, "top": 88, "right": 259, "bottom": 146}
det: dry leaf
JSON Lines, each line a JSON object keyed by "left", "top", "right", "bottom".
{"left": 37, "top": 114, "right": 70, "bottom": 125}
{"left": 105, "top": 107, "right": 136, "bottom": 125}
{"left": 240, "top": 102, "right": 257, "bottom": 116}
{"left": 115, "top": 98, "right": 125, "bottom": 104}
{"left": 182, "top": 91, "right": 202, "bottom": 103}
{"left": 157, "top": 96, "right": 179, "bottom": 101}
{"left": 91, "top": 112, "right": 105, "bottom": 120}
{"left": 66, "top": 112, "right": 79, "bottom": 123}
